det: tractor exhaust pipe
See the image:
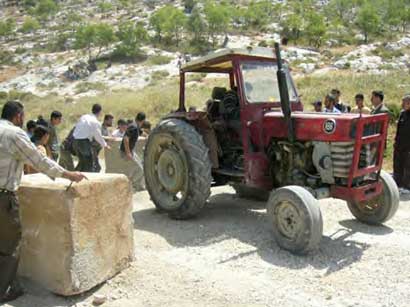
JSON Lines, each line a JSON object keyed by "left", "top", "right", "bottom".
{"left": 275, "top": 42, "right": 295, "bottom": 143}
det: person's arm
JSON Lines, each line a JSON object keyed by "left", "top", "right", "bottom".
{"left": 92, "top": 121, "right": 108, "bottom": 148}
{"left": 14, "top": 130, "right": 86, "bottom": 182}
{"left": 123, "top": 135, "right": 133, "bottom": 160}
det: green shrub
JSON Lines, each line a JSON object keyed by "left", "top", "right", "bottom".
{"left": 148, "top": 55, "right": 173, "bottom": 66}
{"left": 372, "top": 47, "right": 404, "bottom": 60}
{"left": 0, "top": 50, "right": 14, "bottom": 65}
{"left": 75, "top": 82, "right": 107, "bottom": 94}
{"left": 20, "top": 17, "right": 40, "bottom": 33}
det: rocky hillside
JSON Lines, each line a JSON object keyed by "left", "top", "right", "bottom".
{"left": 0, "top": 0, "right": 409, "bottom": 101}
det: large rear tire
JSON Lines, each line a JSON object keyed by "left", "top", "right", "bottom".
{"left": 267, "top": 186, "right": 323, "bottom": 255}
{"left": 144, "top": 119, "right": 212, "bottom": 219}
{"left": 347, "top": 170, "right": 399, "bottom": 225}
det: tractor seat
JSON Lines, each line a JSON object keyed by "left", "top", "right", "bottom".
{"left": 207, "top": 87, "right": 227, "bottom": 119}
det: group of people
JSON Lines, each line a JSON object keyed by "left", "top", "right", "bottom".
{"left": 312, "top": 88, "right": 410, "bottom": 194}
{"left": 0, "top": 100, "right": 151, "bottom": 303}
{"left": 0, "top": 101, "right": 86, "bottom": 303}
{"left": 312, "top": 89, "right": 386, "bottom": 115}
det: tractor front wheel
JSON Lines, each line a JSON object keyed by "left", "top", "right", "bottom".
{"left": 347, "top": 170, "right": 399, "bottom": 225}
{"left": 267, "top": 186, "right": 323, "bottom": 255}
{"left": 144, "top": 119, "right": 212, "bottom": 220}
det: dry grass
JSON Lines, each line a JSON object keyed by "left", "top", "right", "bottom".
{"left": 3, "top": 70, "right": 407, "bottom": 170}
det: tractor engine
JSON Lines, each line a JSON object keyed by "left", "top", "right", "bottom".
{"left": 267, "top": 140, "right": 377, "bottom": 189}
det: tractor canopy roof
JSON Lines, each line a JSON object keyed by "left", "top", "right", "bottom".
{"left": 181, "top": 47, "right": 277, "bottom": 74}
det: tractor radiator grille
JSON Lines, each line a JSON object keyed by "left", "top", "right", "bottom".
{"left": 330, "top": 142, "right": 354, "bottom": 178}
{"left": 330, "top": 142, "right": 376, "bottom": 178}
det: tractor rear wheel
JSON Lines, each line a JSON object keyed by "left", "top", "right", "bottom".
{"left": 267, "top": 186, "right": 323, "bottom": 255}
{"left": 347, "top": 170, "right": 399, "bottom": 225}
{"left": 144, "top": 119, "right": 212, "bottom": 219}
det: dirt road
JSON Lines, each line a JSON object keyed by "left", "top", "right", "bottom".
{"left": 6, "top": 186, "right": 410, "bottom": 307}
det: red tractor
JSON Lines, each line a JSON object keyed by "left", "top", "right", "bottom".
{"left": 144, "top": 44, "right": 399, "bottom": 254}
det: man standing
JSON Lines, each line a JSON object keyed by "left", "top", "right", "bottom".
{"left": 324, "top": 94, "right": 342, "bottom": 114}
{"left": 101, "top": 114, "right": 114, "bottom": 137}
{"left": 0, "top": 101, "right": 86, "bottom": 303}
{"left": 73, "top": 104, "right": 109, "bottom": 172}
{"left": 112, "top": 119, "right": 128, "bottom": 138}
{"left": 92, "top": 114, "right": 114, "bottom": 172}
{"left": 393, "top": 95, "right": 410, "bottom": 194}
{"left": 331, "top": 89, "right": 350, "bottom": 113}
{"left": 120, "top": 112, "right": 146, "bottom": 191}
{"left": 47, "top": 111, "right": 63, "bottom": 161}
{"left": 370, "top": 91, "right": 391, "bottom": 117}
{"left": 351, "top": 94, "right": 371, "bottom": 114}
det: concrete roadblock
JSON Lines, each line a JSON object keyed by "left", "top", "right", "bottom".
{"left": 105, "top": 137, "right": 146, "bottom": 191}
{"left": 17, "top": 173, "right": 134, "bottom": 296}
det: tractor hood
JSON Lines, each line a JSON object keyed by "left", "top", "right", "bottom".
{"left": 258, "top": 111, "right": 388, "bottom": 146}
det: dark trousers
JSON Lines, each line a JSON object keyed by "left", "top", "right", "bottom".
{"left": 73, "top": 139, "right": 96, "bottom": 172}
{"left": 0, "top": 192, "right": 21, "bottom": 298}
{"left": 393, "top": 148, "right": 410, "bottom": 189}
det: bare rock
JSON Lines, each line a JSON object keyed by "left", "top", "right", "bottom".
{"left": 17, "top": 173, "right": 134, "bottom": 296}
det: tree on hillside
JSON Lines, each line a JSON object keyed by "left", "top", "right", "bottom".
{"left": 149, "top": 6, "right": 168, "bottom": 43}
{"left": 150, "top": 6, "right": 187, "bottom": 46}
{"left": 187, "top": 6, "right": 206, "bottom": 45}
{"left": 0, "top": 18, "right": 16, "bottom": 41}
{"left": 74, "top": 23, "right": 117, "bottom": 61}
{"left": 204, "top": 2, "right": 231, "bottom": 47}
{"left": 33, "top": 0, "right": 59, "bottom": 19}
{"left": 304, "top": 11, "right": 327, "bottom": 48}
{"left": 384, "top": 0, "right": 410, "bottom": 33}
{"left": 114, "top": 21, "right": 148, "bottom": 59}
{"left": 356, "top": 2, "right": 381, "bottom": 43}
{"left": 244, "top": 0, "right": 273, "bottom": 29}
{"left": 325, "top": 0, "right": 355, "bottom": 25}
{"left": 164, "top": 7, "right": 187, "bottom": 47}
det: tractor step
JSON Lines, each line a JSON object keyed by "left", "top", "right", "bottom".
{"left": 213, "top": 168, "right": 244, "bottom": 178}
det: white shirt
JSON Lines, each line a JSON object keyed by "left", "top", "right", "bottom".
{"left": 112, "top": 129, "right": 125, "bottom": 138}
{"left": 324, "top": 107, "right": 341, "bottom": 114}
{"left": 73, "top": 114, "right": 107, "bottom": 147}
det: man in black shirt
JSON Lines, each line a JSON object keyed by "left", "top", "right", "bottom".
{"left": 120, "top": 112, "right": 146, "bottom": 191}
{"left": 394, "top": 95, "right": 410, "bottom": 193}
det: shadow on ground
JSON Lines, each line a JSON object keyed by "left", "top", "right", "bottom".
{"left": 8, "top": 279, "right": 103, "bottom": 307}
{"left": 133, "top": 191, "right": 393, "bottom": 276}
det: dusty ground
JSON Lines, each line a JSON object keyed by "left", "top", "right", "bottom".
{"left": 5, "top": 186, "right": 410, "bottom": 307}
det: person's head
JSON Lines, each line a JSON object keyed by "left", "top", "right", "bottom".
{"left": 135, "top": 112, "right": 146, "bottom": 126}
{"left": 324, "top": 94, "right": 336, "bottom": 109}
{"left": 141, "top": 121, "right": 151, "bottom": 134}
{"left": 103, "top": 114, "right": 114, "bottom": 127}
{"left": 36, "top": 115, "right": 48, "bottom": 127}
{"left": 127, "top": 119, "right": 133, "bottom": 126}
{"left": 312, "top": 100, "right": 322, "bottom": 112}
{"left": 371, "top": 90, "right": 384, "bottom": 107}
{"left": 92, "top": 103, "right": 102, "bottom": 118}
{"left": 117, "top": 119, "right": 127, "bottom": 132}
{"left": 1, "top": 100, "right": 25, "bottom": 127}
{"left": 26, "top": 120, "right": 36, "bottom": 134}
{"left": 355, "top": 94, "right": 365, "bottom": 109}
{"left": 331, "top": 89, "right": 341, "bottom": 102}
{"left": 402, "top": 94, "right": 410, "bottom": 111}
{"left": 50, "top": 110, "right": 62, "bottom": 126}
{"left": 32, "top": 125, "right": 50, "bottom": 145}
